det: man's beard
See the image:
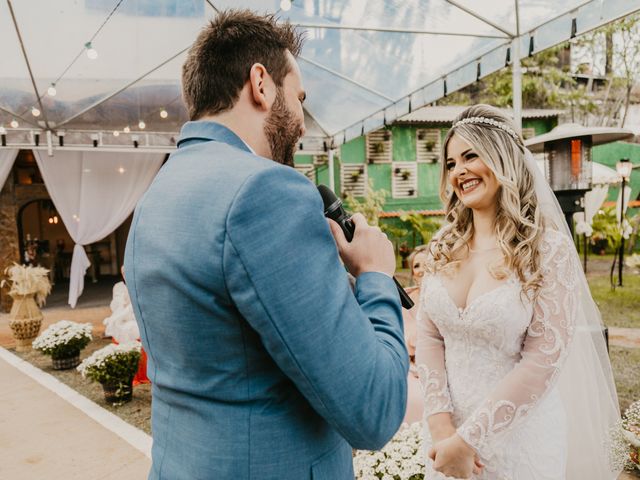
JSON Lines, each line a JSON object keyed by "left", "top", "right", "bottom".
{"left": 264, "top": 87, "right": 302, "bottom": 167}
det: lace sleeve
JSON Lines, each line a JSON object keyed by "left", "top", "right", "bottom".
{"left": 456, "top": 231, "right": 577, "bottom": 458}
{"left": 415, "top": 293, "right": 454, "bottom": 417}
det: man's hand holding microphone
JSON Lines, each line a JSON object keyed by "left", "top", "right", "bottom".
{"left": 327, "top": 213, "right": 396, "bottom": 278}
{"left": 318, "top": 185, "right": 414, "bottom": 309}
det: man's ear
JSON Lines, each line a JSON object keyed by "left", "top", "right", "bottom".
{"left": 249, "top": 63, "right": 273, "bottom": 111}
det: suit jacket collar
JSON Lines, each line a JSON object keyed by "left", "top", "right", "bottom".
{"left": 177, "top": 121, "right": 252, "bottom": 153}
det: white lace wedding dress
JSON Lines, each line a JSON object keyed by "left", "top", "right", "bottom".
{"left": 416, "top": 231, "right": 577, "bottom": 480}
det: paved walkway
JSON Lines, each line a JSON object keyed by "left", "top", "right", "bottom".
{"left": 0, "top": 347, "right": 151, "bottom": 479}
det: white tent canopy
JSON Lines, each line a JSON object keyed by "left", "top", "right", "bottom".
{"left": 2, "top": 0, "right": 640, "bottom": 150}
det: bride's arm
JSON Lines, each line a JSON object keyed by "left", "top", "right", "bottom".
{"left": 415, "top": 296, "right": 455, "bottom": 441}
{"left": 456, "top": 231, "right": 578, "bottom": 458}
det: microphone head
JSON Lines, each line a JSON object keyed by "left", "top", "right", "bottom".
{"left": 317, "top": 185, "right": 342, "bottom": 214}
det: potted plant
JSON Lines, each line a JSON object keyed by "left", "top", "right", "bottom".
{"left": 400, "top": 169, "right": 411, "bottom": 181}
{"left": 32, "top": 320, "right": 92, "bottom": 369}
{"left": 78, "top": 342, "right": 142, "bottom": 405}
{"left": 1, "top": 263, "right": 51, "bottom": 351}
{"left": 417, "top": 130, "right": 425, "bottom": 141}
{"left": 373, "top": 141, "right": 385, "bottom": 154}
{"left": 425, "top": 139, "right": 437, "bottom": 152}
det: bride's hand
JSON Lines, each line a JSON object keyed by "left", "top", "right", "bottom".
{"left": 428, "top": 433, "right": 483, "bottom": 478}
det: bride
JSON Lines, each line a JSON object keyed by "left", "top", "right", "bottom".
{"left": 416, "top": 104, "right": 621, "bottom": 479}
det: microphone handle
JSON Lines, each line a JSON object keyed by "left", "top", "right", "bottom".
{"left": 394, "top": 277, "right": 415, "bottom": 309}
{"left": 341, "top": 217, "right": 414, "bottom": 309}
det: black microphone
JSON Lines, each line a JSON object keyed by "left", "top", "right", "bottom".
{"left": 317, "top": 185, "right": 414, "bottom": 310}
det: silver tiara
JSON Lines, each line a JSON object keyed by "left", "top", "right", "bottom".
{"left": 452, "top": 116, "right": 520, "bottom": 141}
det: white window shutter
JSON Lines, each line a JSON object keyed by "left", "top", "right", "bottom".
{"left": 392, "top": 162, "right": 418, "bottom": 198}
{"left": 341, "top": 164, "right": 367, "bottom": 196}
{"left": 294, "top": 164, "right": 316, "bottom": 183}
{"left": 366, "top": 130, "right": 392, "bottom": 163}
{"left": 416, "top": 128, "right": 441, "bottom": 163}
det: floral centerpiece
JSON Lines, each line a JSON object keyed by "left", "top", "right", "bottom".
{"left": 77, "top": 342, "right": 141, "bottom": 404}
{"left": 32, "top": 320, "right": 92, "bottom": 369}
{"left": 610, "top": 400, "right": 640, "bottom": 472}
{"left": 625, "top": 254, "right": 640, "bottom": 274}
{"left": 1, "top": 263, "right": 52, "bottom": 351}
{"left": 353, "top": 422, "right": 425, "bottom": 479}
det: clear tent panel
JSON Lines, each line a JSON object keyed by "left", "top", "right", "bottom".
{"left": 59, "top": 52, "right": 189, "bottom": 133}
{"left": 1, "top": 0, "right": 639, "bottom": 145}
{"left": 2, "top": 0, "right": 204, "bottom": 129}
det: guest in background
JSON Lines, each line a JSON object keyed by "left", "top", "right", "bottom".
{"left": 403, "top": 245, "right": 429, "bottom": 424}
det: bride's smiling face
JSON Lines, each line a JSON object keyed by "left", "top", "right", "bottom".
{"left": 445, "top": 133, "right": 500, "bottom": 212}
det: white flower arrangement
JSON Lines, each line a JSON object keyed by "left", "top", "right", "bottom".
{"left": 77, "top": 342, "right": 141, "bottom": 386}
{"left": 609, "top": 400, "right": 640, "bottom": 472}
{"left": 354, "top": 422, "right": 426, "bottom": 480}
{"left": 32, "top": 320, "right": 92, "bottom": 359}
{"left": 575, "top": 220, "right": 593, "bottom": 237}
{"left": 625, "top": 254, "right": 640, "bottom": 273}
{"left": 1, "top": 263, "right": 51, "bottom": 306}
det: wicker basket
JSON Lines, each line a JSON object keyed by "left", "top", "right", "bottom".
{"left": 8, "top": 294, "right": 43, "bottom": 351}
{"left": 52, "top": 353, "right": 81, "bottom": 370}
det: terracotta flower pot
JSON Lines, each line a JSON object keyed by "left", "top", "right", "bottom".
{"left": 9, "top": 294, "right": 43, "bottom": 352}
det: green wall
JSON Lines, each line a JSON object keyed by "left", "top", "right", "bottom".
{"left": 592, "top": 142, "right": 640, "bottom": 204}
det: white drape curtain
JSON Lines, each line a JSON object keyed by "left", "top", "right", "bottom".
{"left": 0, "top": 149, "right": 19, "bottom": 191}
{"left": 34, "top": 150, "right": 164, "bottom": 307}
{"left": 574, "top": 185, "right": 610, "bottom": 232}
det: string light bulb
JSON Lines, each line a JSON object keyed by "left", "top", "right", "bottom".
{"left": 47, "top": 84, "right": 57, "bottom": 96}
{"left": 113, "top": 130, "right": 120, "bottom": 137}
{"left": 85, "top": 42, "right": 98, "bottom": 60}
{"left": 118, "top": 167, "right": 126, "bottom": 174}
{"left": 123, "top": 126, "right": 130, "bottom": 133}
{"left": 160, "top": 109, "right": 168, "bottom": 119}
{"left": 10, "top": 119, "right": 19, "bottom": 128}
{"left": 31, "top": 107, "right": 41, "bottom": 117}
{"left": 138, "top": 120, "right": 146, "bottom": 130}
{"left": 280, "top": 0, "right": 292, "bottom": 11}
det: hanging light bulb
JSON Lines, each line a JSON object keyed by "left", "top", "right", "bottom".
{"left": 10, "top": 119, "right": 19, "bottom": 128}
{"left": 31, "top": 107, "right": 41, "bottom": 117}
{"left": 123, "top": 126, "right": 130, "bottom": 133}
{"left": 113, "top": 130, "right": 120, "bottom": 137}
{"left": 47, "top": 84, "right": 57, "bottom": 96}
{"left": 280, "top": 0, "right": 292, "bottom": 11}
{"left": 160, "top": 109, "right": 168, "bottom": 119}
{"left": 48, "top": 217, "right": 54, "bottom": 224}
{"left": 138, "top": 120, "right": 146, "bottom": 130}
{"left": 85, "top": 41, "right": 98, "bottom": 60}
{"left": 53, "top": 215, "right": 59, "bottom": 224}
{"left": 118, "top": 167, "right": 126, "bottom": 174}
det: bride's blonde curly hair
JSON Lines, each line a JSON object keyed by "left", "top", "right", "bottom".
{"left": 427, "top": 104, "right": 544, "bottom": 297}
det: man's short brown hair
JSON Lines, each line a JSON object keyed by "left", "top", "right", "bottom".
{"left": 182, "top": 9, "right": 304, "bottom": 120}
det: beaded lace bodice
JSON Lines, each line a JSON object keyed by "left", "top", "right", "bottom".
{"left": 415, "top": 230, "right": 577, "bottom": 478}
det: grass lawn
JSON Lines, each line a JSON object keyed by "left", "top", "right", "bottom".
{"left": 589, "top": 272, "right": 640, "bottom": 329}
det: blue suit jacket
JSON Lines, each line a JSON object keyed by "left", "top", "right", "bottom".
{"left": 125, "top": 121, "right": 408, "bottom": 480}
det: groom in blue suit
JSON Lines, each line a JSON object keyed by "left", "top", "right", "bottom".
{"left": 125, "top": 10, "right": 408, "bottom": 480}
